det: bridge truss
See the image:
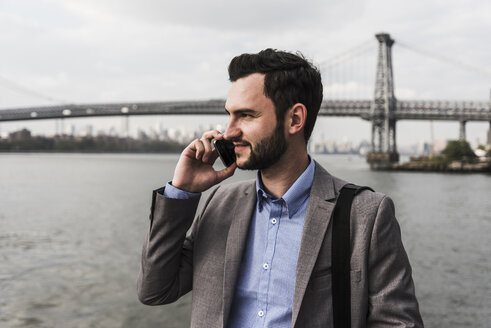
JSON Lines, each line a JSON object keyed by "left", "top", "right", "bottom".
{"left": 0, "top": 99, "right": 490, "bottom": 122}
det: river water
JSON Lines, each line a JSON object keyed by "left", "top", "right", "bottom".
{"left": 0, "top": 153, "right": 490, "bottom": 328}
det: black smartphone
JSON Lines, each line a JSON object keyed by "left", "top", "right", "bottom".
{"left": 213, "top": 139, "right": 236, "bottom": 167}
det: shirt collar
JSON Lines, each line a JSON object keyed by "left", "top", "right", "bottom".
{"left": 256, "top": 156, "right": 316, "bottom": 218}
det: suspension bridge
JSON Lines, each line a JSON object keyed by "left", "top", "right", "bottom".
{"left": 1, "top": 33, "right": 490, "bottom": 168}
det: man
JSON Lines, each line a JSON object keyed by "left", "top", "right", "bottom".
{"left": 137, "top": 49, "right": 423, "bottom": 328}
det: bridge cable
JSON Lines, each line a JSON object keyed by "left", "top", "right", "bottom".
{"left": 0, "top": 74, "right": 69, "bottom": 104}
{"left": 318, "top": 39, "right": 374, "bottom": 69}
{"left": 319, "top": 39, "right": 376, "bottom": 99}
{"left": 397, "top": 41, "right": 491, "bottom": 78}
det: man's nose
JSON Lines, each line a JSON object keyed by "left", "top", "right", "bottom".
{"left": 224, "top": 120, "right": 240, "bottom": 140}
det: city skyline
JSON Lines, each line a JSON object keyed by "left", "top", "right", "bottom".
{"left": 2, "top": 121, "right": 486, "bottom": 157}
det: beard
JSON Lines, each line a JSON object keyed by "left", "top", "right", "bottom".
{"left": 236, "top": 122, "right": 288, "bottom": 170}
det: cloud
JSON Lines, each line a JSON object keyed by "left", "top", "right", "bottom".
{"left": 1, "top": 0, "right": 491, "bottom": 145}
{"left": 53, "top": 0, "right": 365, "bottom": 31}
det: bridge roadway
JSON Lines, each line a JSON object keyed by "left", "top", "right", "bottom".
{"left": 0, "top": 99, "right": 490, "bottom": 122}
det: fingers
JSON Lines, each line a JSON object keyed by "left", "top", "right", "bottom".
{"left": 202, "top": 130, "right": 223, "bottom": 140}
{"left": 208, "top": 149, "right": 220, "bottom": 163}
{"left": 201, "top": 130, "right": 224, "bottom": 162}
{"left": 200, "top": 137, "right": 213, "bottom": 162}
{"left": 215, "top": 162, "right": 237, "bottom": 183}
{"left": 190, "top": 138, "right": 205, "bottom": 160}
{"left": 189, "top": 130, "right": 224, "bottom": 163}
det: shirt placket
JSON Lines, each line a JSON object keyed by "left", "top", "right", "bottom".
{"left": 256, "top": 197, "right": 283, "bottom": 327}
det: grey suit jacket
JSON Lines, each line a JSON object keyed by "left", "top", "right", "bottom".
{"left": 137, "top": 162, "right": 423, "bottom": 328}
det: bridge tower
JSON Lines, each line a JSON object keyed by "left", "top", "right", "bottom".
{"left": 366, "top": 33, "right": 399, "bottom": 169}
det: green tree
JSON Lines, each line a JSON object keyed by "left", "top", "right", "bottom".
{"left": 441, "top": 140, "right": 477, "bottom": 161}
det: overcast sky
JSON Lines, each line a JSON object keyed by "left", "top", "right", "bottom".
{"left": 1, "top": 0, "right": 490, "bottom": 146}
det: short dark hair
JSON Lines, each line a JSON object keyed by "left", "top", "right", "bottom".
{"left": 228, "top": 48, "right": 323, "bottom": 142}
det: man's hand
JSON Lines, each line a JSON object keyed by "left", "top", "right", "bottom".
{"left": 171, "top": 130, "right": 237, "bottom": 193}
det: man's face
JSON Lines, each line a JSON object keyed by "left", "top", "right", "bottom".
{"left": 224, "top": 73, "right": 287, "bottom": 170}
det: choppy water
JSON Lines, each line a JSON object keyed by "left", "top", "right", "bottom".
{"left": 0, "top": 153, "right": 490, "bottom": 327}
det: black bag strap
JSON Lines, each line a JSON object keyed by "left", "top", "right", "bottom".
{"left": 332, "top": 183, "right": 374, "bottom": 328}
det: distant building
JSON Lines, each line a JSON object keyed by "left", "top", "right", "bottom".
{"left": 84, "top": 124, "right": 94, "bottom": 137}
{"left": 434, "top": 139, "right": 448, "bottom": 154}
{"left": 108, "top": 126, "right": 118, "bottom": 137}
{"left": 9, "top": 128, "right": 31, "bottom": 141}
{"left": 67, "top": 124, "right": 76, "bottom": 136}
{"left": 416, "top": 140, "right": 431, "bottom": 156}
{"left": 137, "top": 128, "right": 149, "bottom": 141}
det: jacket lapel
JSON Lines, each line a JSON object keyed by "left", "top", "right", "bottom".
{"left": 222, "top": 181, "right": 257, "bottom": 327}
{"left": 291, "top": 163, "right": 337, "bottom": 327}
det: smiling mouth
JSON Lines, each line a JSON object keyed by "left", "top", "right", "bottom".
{"left": 233, "top": 142, "right": 249, "bottom": 152}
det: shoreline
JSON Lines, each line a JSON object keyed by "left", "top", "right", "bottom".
{"left": 389, "top": 158, "right": 491, "bottom": 173}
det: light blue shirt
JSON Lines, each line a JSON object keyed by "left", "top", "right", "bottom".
{"left": 164, "top": 158, "right": 316, "bottom": 328}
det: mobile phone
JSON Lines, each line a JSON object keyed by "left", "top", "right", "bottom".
{"left": 213, "top": 139, "right": 236, "bottom": 167}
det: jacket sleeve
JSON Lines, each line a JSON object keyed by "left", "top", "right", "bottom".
{"left": 367, "top": 196, "right": 424, "bottom": 327}
{"left": 136, "top": 186, "right": 217, "bottom": 305}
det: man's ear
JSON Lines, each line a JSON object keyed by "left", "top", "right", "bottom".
{"left": 286, "top": 103, "right": 307, "bottom": 136}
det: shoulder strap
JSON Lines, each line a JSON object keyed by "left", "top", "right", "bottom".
{"left": 332, "top": 183, "right": 374, "bottom": 328}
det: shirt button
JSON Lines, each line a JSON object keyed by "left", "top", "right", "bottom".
{"left": 271, "top": 218, "right": 277, "bottom": 224}
{"left": 263, "top": 263, "right": 269, "bottom": 270}
{"left": 258, "top": 310, "right": 264, "bottom": 317}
